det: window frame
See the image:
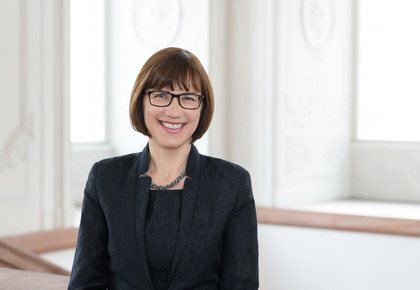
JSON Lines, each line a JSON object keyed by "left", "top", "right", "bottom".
{"left": 352, "top": 0, "right": 420, "bottom": 202}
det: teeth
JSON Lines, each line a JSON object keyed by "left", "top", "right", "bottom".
{"left": 161, "top": 121, "right": 183, "bottom": 129}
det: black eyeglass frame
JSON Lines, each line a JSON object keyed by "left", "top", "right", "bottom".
{"left": 145, "top": 90, "right": 204, "bottom": 110}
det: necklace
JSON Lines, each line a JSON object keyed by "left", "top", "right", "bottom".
{"left": 143, "top": 171, "right": 186, "bottom": 190}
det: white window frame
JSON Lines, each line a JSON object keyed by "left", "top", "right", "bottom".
{"left": 351, "top": 0, "right": 420, "bottom": 203}
{"left": 69, "top": 0, "right": 115, "bottom": 210}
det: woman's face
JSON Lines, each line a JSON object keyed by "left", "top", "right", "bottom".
{"left": 143, "top": 85, "right": 202, "bottom": 151}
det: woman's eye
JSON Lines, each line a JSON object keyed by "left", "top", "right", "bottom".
{"left": 154, "top": 93, "right": 167, "bottom": 99}
{"left": 181, "top": 95, "right": 197, "bottom": 102}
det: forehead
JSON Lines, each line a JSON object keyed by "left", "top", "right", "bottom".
{"left": 160, "top": 82, "right": 201, "bottom": 93}
{"left": 148, "top": 72, "right": 202, "bottom": 93}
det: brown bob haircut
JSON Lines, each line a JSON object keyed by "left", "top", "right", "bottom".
{"left": 129, "top": 47, "right": 214, "bottom": 143}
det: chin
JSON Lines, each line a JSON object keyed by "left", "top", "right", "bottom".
{"left": 153, "top": 138, "right": 192, "bottom": 150}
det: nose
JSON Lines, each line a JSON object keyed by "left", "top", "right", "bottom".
{"left": 165, "top": 96, "right": 183, "bottom": 117}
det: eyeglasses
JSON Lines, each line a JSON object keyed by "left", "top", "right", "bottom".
{"left": 145, "top": 90, "right": 203, "bottom": 110}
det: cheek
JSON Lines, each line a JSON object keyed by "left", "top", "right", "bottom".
{"left": 190, "top": 111, "right": 202, "bottom": 133}
{"left": 191, "top": 110, "right": 202, "bottom": 125}
{"left": 142, "top": 102, "right": 157, "bottom": 132}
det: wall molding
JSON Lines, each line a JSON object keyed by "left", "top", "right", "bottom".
{"left": 0, "top": 115, "right": 34, "bottom": 173}
{"left": 132, "top": 0, "right": 181, "bottom": 49}
{"left": 301, "top": 0, "right": 335, "bottom": 51}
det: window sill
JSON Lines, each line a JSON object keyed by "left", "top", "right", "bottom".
{"left": 256, "top": 199, "right": 420, "bottom": 237}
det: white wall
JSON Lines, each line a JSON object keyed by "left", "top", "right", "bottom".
{"left": 259, "top": 224, "right": 420, "bottom": 290}
{"left": 209, "top": 0, "right": 353, "bottom": 207}
{"left": 0, "top": 0, "right": 71, "bottom": 235}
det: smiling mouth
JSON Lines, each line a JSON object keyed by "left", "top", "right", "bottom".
{"left": 160, "top": 121, "right": 184, "bottom": 130}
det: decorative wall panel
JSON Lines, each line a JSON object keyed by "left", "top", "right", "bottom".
{"left": 0, "top": 0, "right": 38, "bottom": 234}
{"left": 285, "top": 136, "right": 347, "bottom": 179}
{"left": 0, "top": 0, "right": 33, "bottom": 200}
{"left": 132, "top": 0, "right": 181, "bottom": 49}
{"left": 207, "top": 0, "right": 352, "bottom": 206}
{"left": 301, "top": 0, "right": 334, "bottom": 51}
{"left": 274, "top": 0, "right": 352, "bottom": 205}
{"left": 0, "top": 0, "right": 70, "bottom": 235}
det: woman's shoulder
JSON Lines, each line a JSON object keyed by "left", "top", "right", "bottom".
{"left": 200, "top": 154, "right": 249, "bottom": 177}
{"left": 90, "top": 152, "right": 146, "bottom": 180}
{"left": 95, "top": 152, "right": 140, "bottom": 168}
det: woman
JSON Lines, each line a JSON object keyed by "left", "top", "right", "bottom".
{"left": 68, "top": 47, "right": 259, "bottom": 290}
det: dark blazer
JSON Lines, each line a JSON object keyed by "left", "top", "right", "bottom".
{"left": 68, "top": 144, "right": 259, "bottom": 290}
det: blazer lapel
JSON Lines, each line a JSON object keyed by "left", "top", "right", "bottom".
{"left": 134, "top": 145, "right": 154, "bottom": 289}
{"left": 168, "top": 145, "right": 202, "bottom": 284}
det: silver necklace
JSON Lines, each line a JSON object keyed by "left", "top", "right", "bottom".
{"left": 143, "top": 171, "right": 186, "bottom": 190}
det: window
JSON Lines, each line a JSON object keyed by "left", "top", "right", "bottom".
{"left": 353, "top": 0, "right": 420, "bottom": 202}
{"left": 70, "top": 0, "right": 106, "bottom": 143}
{"left": 357, "top": 0, "right": 420, "bottom": 142}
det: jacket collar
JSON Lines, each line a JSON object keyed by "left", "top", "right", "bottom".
{"left": 136, "top": 143, "right": 201, "bottom": 180}
{"left": 136, "top": 143, "right": 150, "bottom": 176}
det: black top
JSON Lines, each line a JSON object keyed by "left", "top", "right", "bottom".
{"left": 144, "top": 189, "right": 183, "bottom": 290}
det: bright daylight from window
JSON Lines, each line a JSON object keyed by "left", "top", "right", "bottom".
{"left": 70, "top": 0, "right": 106, "bottom": 143}
{"left": 357, "top": 0, "right": 420, "bottom": 142}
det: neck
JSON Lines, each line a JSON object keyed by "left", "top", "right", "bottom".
{"left": 147, "top": 140, "right": 191, "bottom": 177}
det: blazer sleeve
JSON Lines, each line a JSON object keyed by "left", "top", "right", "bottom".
{"left": 219, "top": 170, "right": 259, "bottom": 289}
{"left": 68, "top": 163, "right": 110, "bottom": 290}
